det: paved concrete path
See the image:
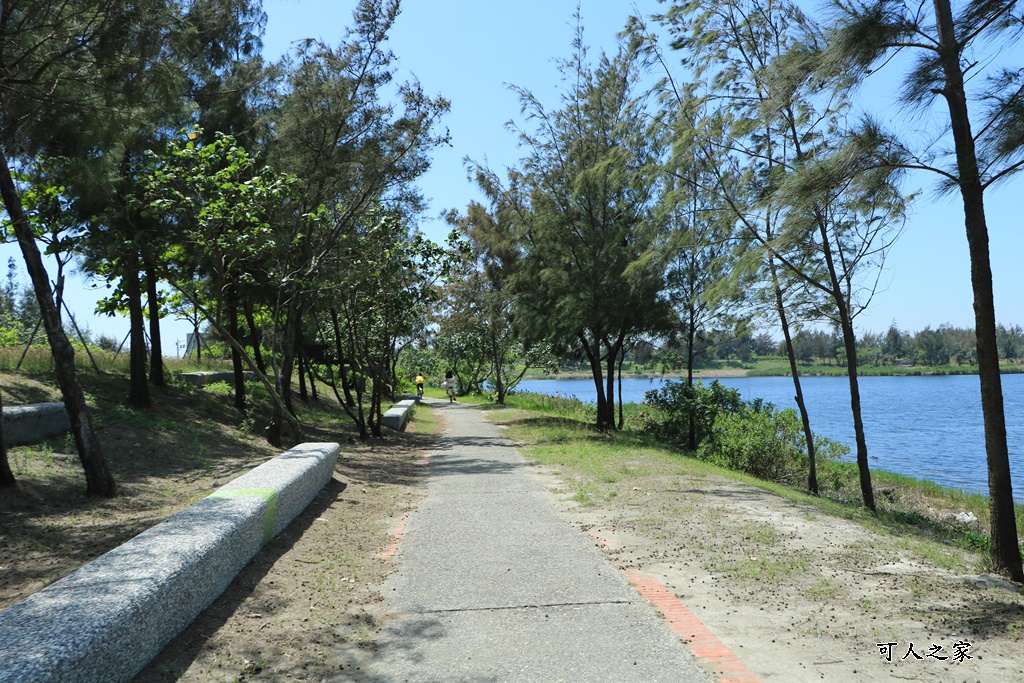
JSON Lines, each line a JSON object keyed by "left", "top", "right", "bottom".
{"left": 359, "top": 399, "right": 714, "bottom": 683}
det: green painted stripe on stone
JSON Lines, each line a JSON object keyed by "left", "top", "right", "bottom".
{"left": 208, "top": 487, "right": 279, "bottom": 545}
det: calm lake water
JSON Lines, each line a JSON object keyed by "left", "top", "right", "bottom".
{"left": 514, "top": 374, "right": 1024, "bottom": 502}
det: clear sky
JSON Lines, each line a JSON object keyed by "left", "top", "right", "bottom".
{"left": 4, "top": 0, "right": 1023, "bottom": 352}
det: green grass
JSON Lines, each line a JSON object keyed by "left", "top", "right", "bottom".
{"left": 803, "top": 577, "right": 845, "bottom": 602}
{"left": 489, "top": 391, "right": 1024, "bottom": 574}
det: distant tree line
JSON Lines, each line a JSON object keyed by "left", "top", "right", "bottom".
{"left": 631, "top": 322, "right": 1024, "bottom": 369}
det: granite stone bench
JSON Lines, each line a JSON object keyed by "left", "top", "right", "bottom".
{"left": 2, "top": 402, "right": 71, "bottom": 446}
{"left": 0, "top": 441, "right": 341, "bottom": 683}
{"left": 381, "top": 399, "right": 416, "bottom": 431}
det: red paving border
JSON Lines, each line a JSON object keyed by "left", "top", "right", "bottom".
{"left": 379, "top": 512, "right": 408, "bottom": 559}
{"left": 382, "top": 436, "right": 758, "bottom": 681}
{"left": 623, "top": 568, "right": 764, "bottom": 683}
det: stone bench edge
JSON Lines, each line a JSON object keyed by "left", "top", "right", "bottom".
{"left": 381, "top": 399, "right": 417, "bottom": 431}
{"left": 2, "top": 402, "right": 71, "bottom": 447}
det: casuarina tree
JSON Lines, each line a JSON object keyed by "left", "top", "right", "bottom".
{"left": 825, "top": 0, "right": 1024, "bottom": 581}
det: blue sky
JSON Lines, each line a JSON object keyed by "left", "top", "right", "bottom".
{"left": 261, "top": 0, "right": 1024, "bottom": 338}
{"left": 5, "top": 0, "right": 1023, "bottom": 351}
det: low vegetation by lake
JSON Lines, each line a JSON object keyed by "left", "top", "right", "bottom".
{"left": 461, "top": 389, "right": 1024, "bottom": 563}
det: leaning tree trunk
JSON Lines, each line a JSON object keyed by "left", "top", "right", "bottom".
{"left": 124, "top": 248, "right": 150, "bottom": 409}
{"left": 934, "top": 0, "right": 1022, "bottom": 581}
{"left": 0, "top": 147, "right": 115, "bottom": 496}
{"left": 145, "top": 267, "right": 164, "bottom": 387}
{"left": 771, "top": 258, "right": 818, "bottom": 494}
{"left": 817, "top": 218, "right": 874, "bottom": 512}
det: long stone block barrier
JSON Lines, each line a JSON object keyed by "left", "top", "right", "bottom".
{"left": 2, "top": 403, "right": 71, "bottom": 446}
{"left": 179, "top": 371, "right": 256, "bottom": 386}
{"left": 0, "top": 442, "right": 341, "bottom": 683}
{"left": 381, "top": 398, "right": 416, "bottom": 431}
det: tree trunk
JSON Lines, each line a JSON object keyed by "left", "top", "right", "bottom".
{"left": 124, "top": 248, "right": 150, "bottom": 409}
{"left": 617, "top": 346, "right": 625, "bottom": 430}
{"left": 307, "top": 358, "right": 318, "bottom": 402}
{"left": 244, "top": 301, "right": 267, "bottom": 375}
{"left": 771, "top": 259, "right": 817, "bottom": 494}
{"left": 686, "top": 302, "right": 698, "bottom": 451}
{"left": 0, "top": 388, "right": 14, "bottom": 488}
{"left": 146, "top": 267, "right": 164, "bottom": 387}
{"left": 297, "top": 351, "right": 309, "bottom": 403}
{"left": 580, "top": 331, "right": 611, "bottom": 430}
{"left": 492, "top": 333, "right": 507, "bottom": 404}
{"left": 0, "top": 147, "right": 115, "bottom": 496}
{"left": 817, "top": 216, "right": 874, "bottom": 511}
{"left": 228, "top": 283, "right": 245, "bottom": 412}
{"left": 280, "top": 299, "right": 300, "bottom": 417}
{"left": 934, "top": 0, "right": 1022, "bottom": 581}
{"left": 839, "top": 309, "right": 873, "bottom": 510}
{"left": 604, "top": 331, "right": 624, "bottom": 431}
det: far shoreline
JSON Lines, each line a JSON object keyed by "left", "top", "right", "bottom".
{"left": 525, "top": 362, "right": 1024, "bottom": 381}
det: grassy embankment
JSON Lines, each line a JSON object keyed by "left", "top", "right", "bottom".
{"left": 455, "top": 389, "right": 1024, "bottom": 575}
{"left": 0, "top": 345, "right": 440, "bottom": 611}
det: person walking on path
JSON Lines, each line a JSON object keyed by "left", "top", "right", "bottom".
{"left": 355, "top": 399, "right": 716, "bottom": 682}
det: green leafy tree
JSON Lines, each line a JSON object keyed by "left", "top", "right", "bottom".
{"left": 632, "top": 2, "right": 828, "bottom": 491}
{"left": 649, "top": 0, "right": 907, "bottom": 508}
{"left": 264, "top": 0, "right": 450, "bottom": 422}
{"left": 0, "top": 0, "right": 178, "bottom": 495}
{"left": 143, "top": 129, "right": 307, "bottom": 442}
{"left": 315, "top": 210, "right": 454, "bottom": 438}
{"left": 442, "top": 172, "right": 555, "bottom": 404}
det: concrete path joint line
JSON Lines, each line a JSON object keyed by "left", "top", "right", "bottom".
{"left": 396, "top": 598, "right": 639, "bottom": 616}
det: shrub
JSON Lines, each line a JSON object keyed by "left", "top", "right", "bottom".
{"left": 642, "top": 380, "right": 743, "bottom": 447}
{"left": 645, "top": 380, "right": 849, "bottom": 485}
{"left": 699, "top": 403, "right": 806, "bottom": 482}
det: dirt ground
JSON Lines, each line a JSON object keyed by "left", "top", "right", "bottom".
{"left": 496, "top": 417, "right": 1024, "bottom": 681}
{"left": 4, "top": 389, "right": 1023, "bottom": 683}
{"left": 0, "top": 370, "right": 438, "bottom": 682}
{"left": 137, "top": 405, "right": 1024, "bottom": 683}
{"left": 133, "top": 421, "right": 436, "bottom": 682}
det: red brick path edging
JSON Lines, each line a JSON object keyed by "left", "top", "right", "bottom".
{"left": 380, "top": 512, "right": 408, "bottom": 560}
{"left": 380, "top": 436, "right": 761, "bottom": 681}
{"left": 623, "top": 569, "right": 764, "bottom": 683}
